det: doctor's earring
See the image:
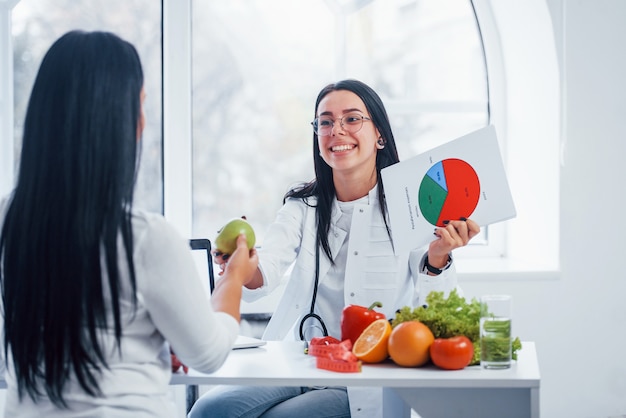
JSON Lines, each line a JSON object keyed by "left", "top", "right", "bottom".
{"left": 377, "top": 137, "right": 386, "bottom": 149}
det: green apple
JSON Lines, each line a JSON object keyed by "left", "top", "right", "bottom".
{"left": 214, "top": 217, "right": 256, "bottom": 255}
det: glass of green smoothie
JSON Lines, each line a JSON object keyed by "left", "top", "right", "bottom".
{"left": 480, "top": 294, "right": 512, "bottom": 369}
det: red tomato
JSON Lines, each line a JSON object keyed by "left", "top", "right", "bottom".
{"left": 429, "top": 336, "right": 474, "bottom": 370}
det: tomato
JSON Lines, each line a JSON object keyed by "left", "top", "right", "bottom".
{"left": 429, "top": 336, "right": 474, "bottom": 370}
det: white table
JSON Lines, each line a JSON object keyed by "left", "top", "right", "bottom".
{"left": 170, "top": 341, "right": 540, "bottom": 418}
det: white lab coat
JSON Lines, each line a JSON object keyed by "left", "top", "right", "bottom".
{"left": 243, "top": 185, "right": 459, "bottom": 417}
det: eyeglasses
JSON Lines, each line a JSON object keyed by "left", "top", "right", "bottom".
{"left": 311, "top": 113, "right": 372, "bottom": 136}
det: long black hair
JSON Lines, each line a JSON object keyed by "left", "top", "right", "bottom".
{"left": 0, "top": 30, "right": 143, "bottom": 406}
{"left": 285, "top": 79, "right": 400, "bottom": 262}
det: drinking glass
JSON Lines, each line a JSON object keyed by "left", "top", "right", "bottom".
{"left": 480, "top": 294, "right": 512, "bottom": 369}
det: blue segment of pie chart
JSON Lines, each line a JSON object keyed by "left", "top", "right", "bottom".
{"left": 426, "top": 161, "right": 448, "bottom": 191}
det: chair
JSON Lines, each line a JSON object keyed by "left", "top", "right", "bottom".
{"left": 189, "top": 238, "right": 215, "bottom": 292}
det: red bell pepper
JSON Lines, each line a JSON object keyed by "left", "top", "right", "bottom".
{"left": 340, "top": 301, "right": 386, "bottom": 344}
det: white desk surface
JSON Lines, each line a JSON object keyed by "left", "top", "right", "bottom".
{"left": 170, "top": 341, "right": 540, "bottom": 390}
{"left": 0, "top": 342, "right": 539, "bottom": 418}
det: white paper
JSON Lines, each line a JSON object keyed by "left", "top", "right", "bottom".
{"left": 381, "top": 125, "right": 516, "bottom": 254}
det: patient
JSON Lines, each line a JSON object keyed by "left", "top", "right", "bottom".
{"left": 0, "top": 30, "right": 257, "bottom": 417}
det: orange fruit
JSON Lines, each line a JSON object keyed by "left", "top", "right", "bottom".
{"left": 388, "top": 320, "right": 434, "bottom": 367}
{"left": 352, "top": 319, "right": 392, "bottom": 363}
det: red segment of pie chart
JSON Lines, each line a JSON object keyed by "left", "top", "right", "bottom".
{"left": 436, "top": 159, "right": 480, "bottom": 225}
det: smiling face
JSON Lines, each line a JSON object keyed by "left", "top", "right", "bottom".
{"left": 316, "top": 90, "right": 381, "bottom": 184}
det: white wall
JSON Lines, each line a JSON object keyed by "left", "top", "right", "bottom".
{"left": 462, "top": 1, "right": 626, "bottom": 417}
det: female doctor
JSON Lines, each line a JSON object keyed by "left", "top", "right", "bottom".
{"left": 189, "top": 79, "right": 480, "bottom": 418}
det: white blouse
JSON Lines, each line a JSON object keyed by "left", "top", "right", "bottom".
{"left": 0, "top": 198, "right": 239, "bottom": 417}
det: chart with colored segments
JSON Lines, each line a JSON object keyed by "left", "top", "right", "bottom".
{"left": 418, "top": 158, "right": 480, "bottom": 227}
{"left": 380, "top": 125, "right": 516, "bottom": 254}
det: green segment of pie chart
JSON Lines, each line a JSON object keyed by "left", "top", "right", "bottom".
{"left": 418, "top": 174, "right": 448, "bottom": 225}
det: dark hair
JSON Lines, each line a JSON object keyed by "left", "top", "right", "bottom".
{"left": 0, "top": 30, "right": 143, "bottom": 407}
{"left": 285, "top": 79, "right": 400, "bottom": 262}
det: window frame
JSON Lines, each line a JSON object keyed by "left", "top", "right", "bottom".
{"left": 459, "top": 0, "right": 560, "bottom": 279}
{"left": 163, "top": 0, "right": 562, "bottom": 279}
{"left": 163, "top": 0, "right": 193, "bottom": 237}
{"left": 1, "top": 0, "right": 560, "bottom": 280}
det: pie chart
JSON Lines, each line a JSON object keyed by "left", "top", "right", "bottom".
{"left": 418, "top": 158, "right": 480, "bottom": 227}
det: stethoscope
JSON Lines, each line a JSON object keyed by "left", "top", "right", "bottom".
{"left": 298, "top": 244, "right": 329, "bottom": 341}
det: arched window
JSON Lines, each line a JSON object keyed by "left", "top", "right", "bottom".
{"left": 189, "top": 0, "right": 491, "bottom": 248}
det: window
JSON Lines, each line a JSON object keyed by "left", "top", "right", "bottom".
{"left": 190, "top": 0, "right": 490, "bottom": 248}
{"left": 9, "top": 0, "right": 163, "bottom": 213}
{"left": 2, "top": 0, "right": 560, "bottom": 277}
